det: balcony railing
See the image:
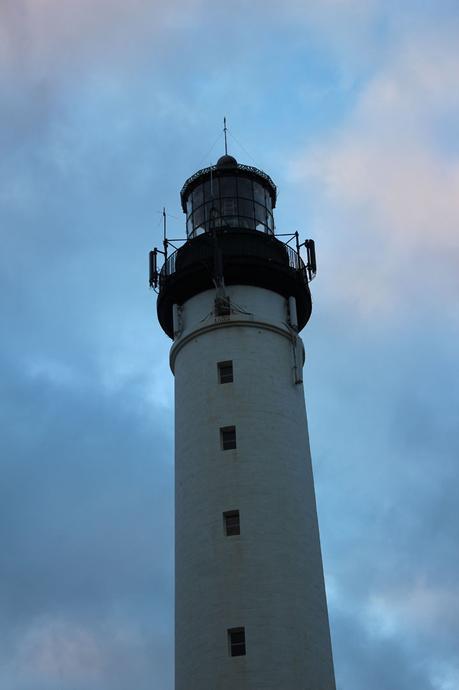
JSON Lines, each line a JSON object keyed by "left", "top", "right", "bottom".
{"left": 157, "top": 233, "right": 308, "bottom": 290}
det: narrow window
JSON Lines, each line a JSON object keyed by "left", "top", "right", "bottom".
{"left": 218, "top": 361, "right": 233, "bottom": 384}
{"left": 223, "top": 510, "right": 240, "bottom": 536}
{"left": 215, "top": 296, "right": 231, "bottom": 316}
{"left": 220, "top": 426, "right": 236, "bottom": 450}
{"left": 228, "top": 627, "right": 246, "bottom": 656}
{"left": 222, "top": 198, "right": 237, "bottom": 216}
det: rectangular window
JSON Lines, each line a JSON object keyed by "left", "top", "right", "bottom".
{"left": 204, "top": 178, "right": 219, "bottom": 201}
{"left": 223, "top": 510, "right": 240, "bottom": 536}
{"left": 192, "top": 185, "right": 204, "bottom": 208}
{"left": 220, "top": 176, "right": 237, "bottom": 198}
{"left": 222, "top": 199, "right": 236, "bottom": 216}
{"left": 220, "top": 426, "right": 236, "bottom": 450}
{"left": 218, "top": 361, "right": 233, "bottom": 384}
{"left": 254, "top": 202, "right": 267, "bottom": 224}
{"left": 253, "top": 181, "right": 265, "bottom": 204}
{"left": 228, "top": 627, "right": 246, "bottom": 656}
{"left": 238, "top": 198, "right": 255, "bottom": 222}
{"left": 237, "top": 177, "right": 253, "bottom": 200}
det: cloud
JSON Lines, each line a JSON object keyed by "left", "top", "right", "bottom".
{"left": 2, "top": 614, "right": 172, "bottom": 690}
{"left": 330, "top": 605, "right": 438, "bottom": 690}
{"left": 0, "top": 353, "right": 174, "bottom": 689}
{"left": 367, "top": 580, "right": 459, "bottom": 638}
{"left": 0, "top": 0, "right": 204, "bottom": 77}
{"left": 290, "top": 26, "right": 459, "bottom": 321}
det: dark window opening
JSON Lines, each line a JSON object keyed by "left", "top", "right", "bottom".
{"left": 222, "top": 198, "right": 237, "bottom": 216}
{"left": 220, "top": 426, "right": 236, "bottom": 450}
{"left": 237, "top": 177, "right": 253, "bottom": 199}
{"left": 192, "top": 185, "right": 204, "bottom": 208}
{"left": 223, "top": 510, "right": 240, "bottom": 536}
{"left": 215, "top": 296, "right": 231, "bottom": 316}
{"left": 228, "top": 627, "right": 246, "bottom": 656}
{"left": 253, "top": 181, "right": 265, "bottom": 204}
{"left": 218, "top": 361, "right": 233, "bottom": 384}
{"left": 220, "top": 176, "right": 237, "bottom": 197}
{"left": 204, "top": 178, "right": 219, "bottom": 201}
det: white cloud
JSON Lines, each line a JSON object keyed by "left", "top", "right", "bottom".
{"left": 0, "top": 0, "right": 205, "bottom": 78}
{"left": 291, "top": 28, "right": 459, "bottom": 320}
{"left": 367, "top": 580, "right": 459, "bottom": 637}
{"left": 8, "top": 618, "right": 106, "bottom": 681}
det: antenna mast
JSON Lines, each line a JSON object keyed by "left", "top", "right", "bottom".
{"left": 223, "top": 117, "right": 228, "bottom": 155}
{"left": 163, "top": 207, "right": 168, "bottom": 261}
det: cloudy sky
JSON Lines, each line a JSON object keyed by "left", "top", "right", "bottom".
{"left": 1, "top": 1, "right": 458, "bottom": 688}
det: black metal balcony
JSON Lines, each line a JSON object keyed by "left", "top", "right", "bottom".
{"left": 156, "top": 230, "right": 312, "bottom": 338}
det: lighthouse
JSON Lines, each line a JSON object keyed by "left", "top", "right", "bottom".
{"left": 151, "top": 152, "right": 336, "bottom": 690}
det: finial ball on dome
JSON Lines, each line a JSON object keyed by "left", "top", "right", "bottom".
{"left": 216, "top": 154, "right": 238, "bottom": 168}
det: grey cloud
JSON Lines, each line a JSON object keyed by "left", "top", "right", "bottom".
{"left": 332, "top": 606, "right": 437, "bottom": 690}
{"left": 306, "top": 314, "right": 459, "bottom": 688}
{"left": 0, "top": 351, "right": 174, "bottom": 689}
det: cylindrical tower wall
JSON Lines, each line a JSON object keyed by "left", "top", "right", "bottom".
{"left": 173, "top": 286, "right": 335, "bottom": 690}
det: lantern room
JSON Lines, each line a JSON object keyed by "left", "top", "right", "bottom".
{"left": 151, "top": 153, "right": 316, "bottom": 339}
{"left": 180, "top": 154, "right": 277, "bottom": 238}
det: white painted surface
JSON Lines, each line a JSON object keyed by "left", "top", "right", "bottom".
{"left": 172, "top": 285, "right": 335, "bottom": 690}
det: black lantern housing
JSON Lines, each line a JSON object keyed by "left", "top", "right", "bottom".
{"left": 154, "top": 155, "right": 314, "bottom": 338}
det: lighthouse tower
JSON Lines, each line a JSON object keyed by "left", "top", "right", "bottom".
{"left": 151, "top": 152, "right": 336, "bottom": 690}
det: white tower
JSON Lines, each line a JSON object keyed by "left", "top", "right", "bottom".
{"left": 151, "top": 153, "right": 336, "bottom": 690}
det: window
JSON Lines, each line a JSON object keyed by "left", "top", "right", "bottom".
{"left": 220, "top": 426, "right": 236, "bottom": 450}
{"left": 228, "top": 627, "right": 246, "bottom": 656}
{"left": 254, "top": 202, "right": 267, "bottom": 224}
{"left": 215, "top": 296, "right": 230, "bottom": 316}
{"left": 220, "top": 176, "right": 237, "bottom": 197}
{"left": 195, "top": 205, "right": 206, "bottom": 225}
{"left": 218, "top": 361, "right": 233, "bottom": 384}
{"left": 237, "top": 177, "right": 253, "bottom": 200}
{"left": 265, "top": 189, "right": 273, "bottom": 212}
{"left": 204, "top": 178, "right": 219, "bottom": 201}
{"left": 186, "top": 173, "right": 274, "bottom": 237}
{"left": 253, "top": 181, "right": 265, "bottom": 204}
{"left": 205, "top": 201, "right": 220, "bottom": 226}
{"left": 223, "top": 510, "right": 240, "bottom": 536}
{"left": 192, "top": 185, "right": 204, "bottom": 208}
{"left": 222, "top": 198, "right": 237, "bottom": 216}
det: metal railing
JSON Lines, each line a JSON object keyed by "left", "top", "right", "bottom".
{"left": 180, "top": 163, "right": 277, "bottom": 202}
{"left": 284, "top": 243, "right": 305, "bottom": 272}
{"left": 160, "top": 251, "right": 177, "bottom": 283}
{"left": 158, "top": 233, "right": 308, "bottom": 288}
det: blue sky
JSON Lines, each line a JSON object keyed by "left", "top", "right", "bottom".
{"left": 1, "top": 1, "right": 458, "bottom": 688}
